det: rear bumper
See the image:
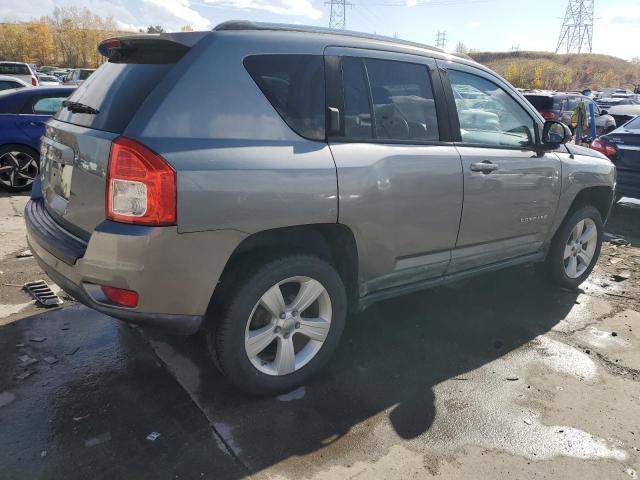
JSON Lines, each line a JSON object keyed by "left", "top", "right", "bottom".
{"left": 25, "top": 197, "right": 246, "bottom": 335}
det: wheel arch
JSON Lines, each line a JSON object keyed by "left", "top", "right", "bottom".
{"left": 213, "top": 223, "right": 360, "bottom": 312}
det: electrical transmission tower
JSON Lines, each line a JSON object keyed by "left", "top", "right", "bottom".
{"left": 435, "top": 31, "right": 447, "bottom": 49}
{"left": 555, "top": 0, "right": 594, "bottom": 54}
{"left": 328, "top": 0, "right": 347, "bottom": 29}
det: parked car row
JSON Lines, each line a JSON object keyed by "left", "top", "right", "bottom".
{"left": 0, "top": 61, "right": 95, "bottom": 89}
{"left": 521, "top": 89, "right": 616, "bottom": 137}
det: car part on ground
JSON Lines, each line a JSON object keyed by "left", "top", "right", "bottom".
{"left": 23, "top": 279, "right": 64, "bottom": 306}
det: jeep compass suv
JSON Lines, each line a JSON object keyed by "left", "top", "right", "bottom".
{"left": 26, "top": 22, "right": 615, "bottom": 395}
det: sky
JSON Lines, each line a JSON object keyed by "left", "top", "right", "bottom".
{"left": 1, "top": 0, "right": 639, "bottom": 60}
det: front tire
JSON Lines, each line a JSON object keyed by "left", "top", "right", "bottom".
{"left": 546, "top": 205, "right": 603, "bottom": 288}
{"left": 206, "top": 255, "right": 347, "bottom": 396}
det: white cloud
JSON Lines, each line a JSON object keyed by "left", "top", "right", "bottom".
{"left": 143, "top": 0, "right": 212, "bottom": 30}
{"left": 593, "top": 4, "right": 640, "bottom": 60}
{"left": 406, "top": 0, "right": 417, "bottom": 7}
{"left": 201, "top": 0, "right": 322, "bottom": 20}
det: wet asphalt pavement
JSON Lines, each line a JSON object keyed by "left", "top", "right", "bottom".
{"left": 1, "top": 200, "right": 640, "bottom": 479}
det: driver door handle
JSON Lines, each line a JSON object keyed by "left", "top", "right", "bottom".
{"left": 470, "top": 161, "right": 499, "bottom": 174}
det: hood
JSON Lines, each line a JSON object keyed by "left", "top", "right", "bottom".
{"left": 563, "top": 143, "right": 609, "bottom": 160}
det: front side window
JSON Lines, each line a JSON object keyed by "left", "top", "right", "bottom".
{"left": 244, "top": 55, "right": 325, "bottom": 141}
{"left": 340, "top": 57, "right": 439, "bottom": 142}
{"left": 449, "top": 69, "right": 535, "bottom": 148}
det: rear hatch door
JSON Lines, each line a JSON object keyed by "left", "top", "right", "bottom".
{"left": 40, "top": 33, "right": 207, "bottom": 238}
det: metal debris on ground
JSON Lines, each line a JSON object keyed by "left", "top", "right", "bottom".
{"left": 15, "top": 343, "right": 24, "bottom": 347}
{"left": 73, "top": 413, "right": 90, "bottom": 422}
{"left": 40, "top": 451, "right": 47, "bottom": 457}
{"left": 43, "top": 356, "right": 58, "bottom": 365}
{"left": 604, "top": 233, "right": 630, "bottom": 246}
{"left": 612, "top": 271, "right": 631, "bottom": 282}
{"left": 15, "top": 250, "right": 33, "bottom": 258}
{"left": 0, "top": 391, "right": 16, "bottom": 408}
{"left": 65, "top": 346, "right": 80, "bottom": 356}
{"left": 15, "top": 370, "right": 35, "bottom": 381}
{"left": 523, "top": 418, "right": 533, "bottom": 425}
{"left": 85, "top": 432, "right": 112, "bottom": 447}
{"left": 506, "top": 376, "right": 519, "bottom": 381}
{"left": 18, "top": 354, "right": 38, "bottom": 367}
{"left": 29, "top": 336, "right": 47, "bottom": 343}
{"left": 146, "top": 431, "right": 161, "bottom": 441}
{"left": 23, "top": 280, "right": 63, "bottom": 306}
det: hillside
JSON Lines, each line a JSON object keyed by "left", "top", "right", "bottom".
{"left": 469, "top": 51, "right": 640, "bottom": 91}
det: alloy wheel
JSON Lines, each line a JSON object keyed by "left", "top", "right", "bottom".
{"left": 0, "top": 151, "right": 38, "bottom": 189}
{"left": 563, "top": 218, "right": 598, "bottom": 278}
{"left": 244, "top": 276, "right": 332, "bottom": 376}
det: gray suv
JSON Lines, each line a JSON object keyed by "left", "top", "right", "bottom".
{"left": 25, "top": 22, "right": 615, "bottom": 395}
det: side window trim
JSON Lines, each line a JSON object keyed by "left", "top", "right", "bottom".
{"left": 437, "top": 61, "right": 542, "bottom": 150}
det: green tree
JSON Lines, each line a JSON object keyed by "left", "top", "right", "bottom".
{"left": 146, "top": 25, "right": 164, "bottom": 33}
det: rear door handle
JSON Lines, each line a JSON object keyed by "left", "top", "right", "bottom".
{"left": 470, "top": 161, "right": 499, "bottom": 174}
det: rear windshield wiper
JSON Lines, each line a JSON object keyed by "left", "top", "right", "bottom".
{"left": 62, "top": 100, "right": 99, "bottom": 115}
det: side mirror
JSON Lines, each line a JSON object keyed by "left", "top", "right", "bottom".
{"left": 601, "top": 109, "right": 608, "bottom": 115}
{"left": 541, "top": 120, "right": 572, "bottom": 148}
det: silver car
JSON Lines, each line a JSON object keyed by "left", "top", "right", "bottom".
{"left": 25, "top": 22, "right": 615, "bottom": 395}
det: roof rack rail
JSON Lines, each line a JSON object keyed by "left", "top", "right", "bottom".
{"left": 214, "top": 20, "right": 447, "bottom": 56}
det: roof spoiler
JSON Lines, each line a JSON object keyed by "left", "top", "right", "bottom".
{"left": 98, "top": 32, "right": 208, "bottom": 64}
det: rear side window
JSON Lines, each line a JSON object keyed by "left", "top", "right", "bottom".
{"left": 0, "top": 64, "right": 29, "bottom": 75}
{"left": 55, "top": 62, "right": 175, "bottom": 133}
{"left": 244, "top": 55, "right": 325, "bottom": 141}
{"left": 366, "top": 58, "right": 438, "bottom": 141}
{"left": 340, "top": 57, "right": 439, "bottom": 142}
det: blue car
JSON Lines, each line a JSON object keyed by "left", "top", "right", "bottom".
{"left": 0, "top": 86, "right": 75, "bottom": 191}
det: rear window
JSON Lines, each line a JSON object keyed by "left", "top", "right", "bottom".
{"left": 0, "top": 64, "right": 30, "bottom": 75}
{"left": 625, "top": 116, "right": 640, "bottom": 129}
{"left": 79, "top": 70, "right": 94, "bottom": 80}
{"left": 524, "top": 95, "right": 554, "bottom": 111}
{"left": 54, "top": 62, "right": 174, "bottom": 133}
{"left": 244, "top": 55, "right": 325, "bottom": 141}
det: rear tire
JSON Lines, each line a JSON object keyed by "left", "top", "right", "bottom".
{"left": 545, "top": 205, "right": 603, "bottom": 289}
{"left": 0, "top": 145, "right": 39, "bottom": 192}
{"left": 206, "top": 254, "right": 347, "bottom": 396}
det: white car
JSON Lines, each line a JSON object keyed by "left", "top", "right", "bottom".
{"left": 0, "top": 75, "right": 28, "bottom": 91}
{"left": 36, "top": 74, "right": 61, "bottom": 86}
{"left": 0, "top": 61, "right": 38, "bottom": 86}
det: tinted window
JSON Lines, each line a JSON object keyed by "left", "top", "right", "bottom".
{"left": 366, "top": 58, "right": 438, "bottom": 141}
{"left": 79, "top": 70, "right": 94, "bottom": 80}
{"left": 55, "top": 62, "right": 175, "bottom": 133}
{"left": 449, "top": 70, "right": 535, "bottom": 148}
{"left": 0, "top": 81, "right": 20, "bottom": 91}
{"left": 0, "top": 64, "right": 29, "bottom": 75}
{"left": 32, "top": 96, "right": 67, "bottom": 114}
{"left": 524, "top": 95, "right": 554, "bottom": 111}
{"left": 341, "top": 57, "right": 373, "bottom": 139}
{"left": 244, "top": 55, "right": 325, "bottom": 141}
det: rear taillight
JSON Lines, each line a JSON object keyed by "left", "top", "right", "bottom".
{"left": 31, "top": 76, "right": 38, "bottom": 86}
{"left": 101, "top": 286, "right": 138, "bottom": 308}
{"left": 106, "top": 137, "right": 176, "bottom": 225}
{"left": 590, "top": 138, "right": 618, "bottom": 160}
{"left": 540, "top": 111, "right": 556, "bottom": 121}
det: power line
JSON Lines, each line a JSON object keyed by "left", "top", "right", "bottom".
{"left": 555, "top": 0, "right": 594, "bottom": 53}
